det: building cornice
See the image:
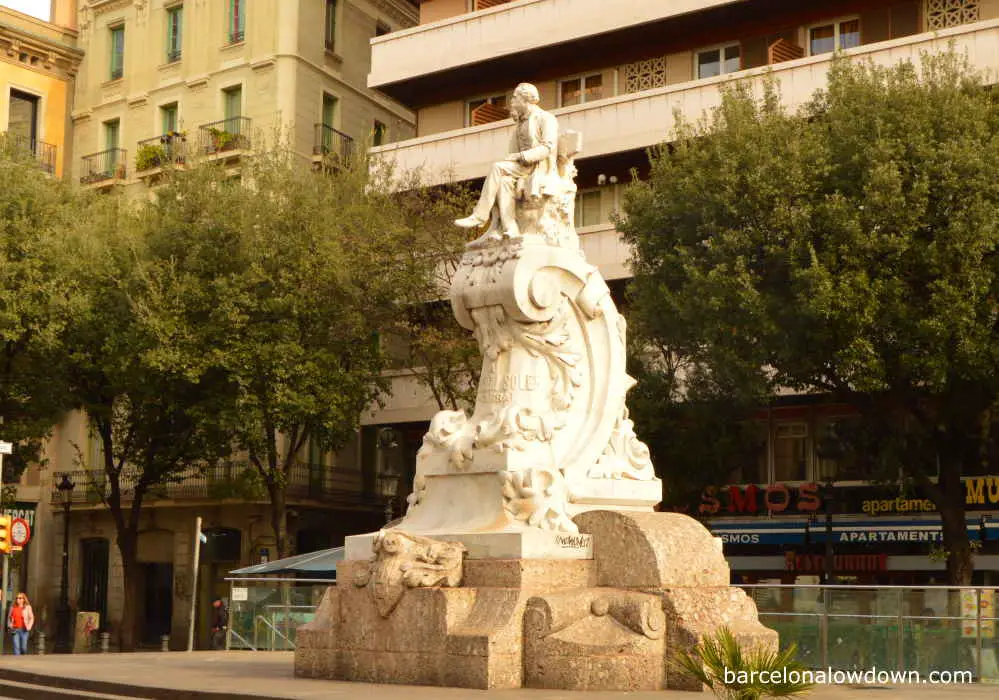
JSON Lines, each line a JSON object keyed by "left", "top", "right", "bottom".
{"left": 85, "top": 0, "right": 142, "bottom": 16}
{"left": 360, "top": 0, "right": 419, "bottom": 28}
{"left": 0, "top": 23, "right": 84, "bottom": 80}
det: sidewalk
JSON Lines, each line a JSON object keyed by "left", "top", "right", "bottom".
{"left": 0, "top": 652, "right": 994, "bottom": 699}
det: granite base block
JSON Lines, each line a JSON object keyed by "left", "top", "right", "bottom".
{"left": 293, "top": 512, "right": 778, "bottom": 691}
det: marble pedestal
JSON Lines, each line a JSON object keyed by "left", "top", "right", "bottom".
{"left": 295, "top": 512, "right": 778, "bottom": 691}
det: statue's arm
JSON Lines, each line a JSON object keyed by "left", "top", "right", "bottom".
{"left": 519, "top": 113, "right": 558, "bottom": 164}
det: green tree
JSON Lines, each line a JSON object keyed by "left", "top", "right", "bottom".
{"left": 135, "top": 149, "right": 462, "bottom": 559}
{"left": 386, "top": 180, "right": 480, "bottom": 411}
{"left": 621, "top": 52, "right": 999, "bottom": 584}
{"left": 0, "top": 146, "right": 82, "bottom": 477}
{"left": 59, "top": 193, "right": 231, "bottom": 650}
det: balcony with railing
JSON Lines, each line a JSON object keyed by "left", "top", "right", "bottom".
{"left": 370, "top": 0, "right": 738, "bottom": 92}
{"left": 198, "top": 117, "right": 251, "bottom": 158}
{"left": 0, "top": 133, "right": 56, "bottom": 174}
{"left": 50, "top": 463, "right": 380, "bottom": 509}
{"left": 135, "top": 132, "right": 188, "bottom": 178}
{"left": 312, "top": 124, "right": 354, "bottom": 169}
{"left": 80, "top": 148, "right": 127, "bottom": 187}
{"left": 370, "top": 20, "right": 999, "bottom": 187}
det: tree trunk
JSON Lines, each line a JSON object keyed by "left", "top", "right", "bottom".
{"left": 938, "top": 457, "right": 974, "bottom": 585}
{"left": 117, "top": 531, "right": 141, "bottom": 651}
{"left": 268, "top": 484, "right": 289, "bottom": 561}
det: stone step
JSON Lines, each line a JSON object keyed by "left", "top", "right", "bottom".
{"left": 0, "top": 668, "right": 286, "bottom": 700}
{"left": 0, "top": 678, "right": 150, "bottom": 700}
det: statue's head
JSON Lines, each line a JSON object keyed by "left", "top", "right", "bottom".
{"left": 511, "top": 83, "right": 540, "bottom": 118}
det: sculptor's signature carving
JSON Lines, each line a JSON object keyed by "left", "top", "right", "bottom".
{"left": 353, "top": 530, "right": 466, "bottom": 617}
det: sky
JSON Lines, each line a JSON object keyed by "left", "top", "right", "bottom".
{"left": 1, "top": 1, "right": 49, "bottom": 21}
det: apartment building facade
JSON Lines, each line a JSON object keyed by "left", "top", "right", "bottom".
{"left": 0, "top": 3, "right": 81, "bottom": 177}
{"left": 365, "top": 0, "right": 999, "bottom": 585}
{"left": 70, "top": 0, "right": 416, "bottom": 189}
{"left": 14, "top": 0, "right": 419, "bottom": 650}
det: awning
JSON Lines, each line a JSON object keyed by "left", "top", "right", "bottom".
{"left": 709, "top": 517, "right": 999, "bottom": 546}
{"left": 229, "top": 546, "right": 344, "bottom": 578}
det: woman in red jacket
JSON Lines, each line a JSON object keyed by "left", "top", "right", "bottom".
{"left": 7, "top": 592, "right": 34, "bottom": 655}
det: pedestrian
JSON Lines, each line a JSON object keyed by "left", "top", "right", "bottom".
{"left": 210, "top": 598, "right": 228, "bottom": 650}
{"left": 7, "top": 592, "right": 34, "bottom": 655}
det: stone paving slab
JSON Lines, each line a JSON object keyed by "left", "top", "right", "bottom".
{"left": 0, "top": 652, "right": 995, "bottom": 699}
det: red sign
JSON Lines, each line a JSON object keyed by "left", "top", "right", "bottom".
{"left": 10, "top": 518, "right": 30, "bottom": 548}
{"left": 785, "top": 551, "right": 887, "bottom": 573}
{"left": 699, "top": 483, "right": 822, "bottom": 515}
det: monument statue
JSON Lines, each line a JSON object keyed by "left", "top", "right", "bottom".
{"left": 378, "top": 81, "right": 663, "bottom": 548}
{"left": 455, "top": 82, "right": 562, "bottom": 243}
{"left": 297, "top": 81, "right": 777, "bottom": 693}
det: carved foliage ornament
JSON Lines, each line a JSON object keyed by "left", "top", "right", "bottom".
{"left": 353, "top": 530, "right": 465, "bottom": 617}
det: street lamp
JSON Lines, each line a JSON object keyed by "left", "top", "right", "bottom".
{"left": 376, "top": 428, "right": 401, "bottom": 523}
{"left": 54, "top": 474, "right": 75, "bottom": 653}
{"left": 820, "top": 480, "right": 836, "bottom": 586}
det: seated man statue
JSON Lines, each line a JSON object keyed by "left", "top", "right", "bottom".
{"left": 455, "top": 82, "right": 562, "bottom": 242}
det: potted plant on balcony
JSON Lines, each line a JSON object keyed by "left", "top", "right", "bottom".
{"left": 207, "top": 127, "right": 237, "bottom": 153}
{"left": 136, "top": 144, "right": 167, "bottom": 172}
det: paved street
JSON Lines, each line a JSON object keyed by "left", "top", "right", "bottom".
{"left": 0, "top": 652, "right": 996, "bottom": 699}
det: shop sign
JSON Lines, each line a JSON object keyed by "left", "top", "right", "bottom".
{"left": 785, "top": 552, "right": 887, "bottom": 573}
{"left": 699, "top": 483, "right": 821, "bottom": 515}
{"left": 861, "top": 497, "right": 935, "bottom": 515}
{"left": 961, "top": 589, "right": 995, "bottom": 639}
{"left": 965, "top": 477, "right": 999, "bottom": 506}
{"left": 1, "top": 503, "right": 35, "bottom": 530}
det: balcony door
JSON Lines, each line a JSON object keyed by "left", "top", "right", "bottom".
{"left": 8, "top": 90, "right": 39, "bottom": 149}
{"left": 223, "top": 86, "right": 242, "bottom": 122}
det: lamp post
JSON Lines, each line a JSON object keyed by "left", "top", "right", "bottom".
{"left": 376, "top": 428, "right": 401, "bottom": 523}
{"left": 54, "top": 474, "right": 75, "bottom": 653}
{"left": 821, "top": 480, "right": 835, "bottom": 585}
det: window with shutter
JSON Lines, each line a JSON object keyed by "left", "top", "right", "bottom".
{"left": 109, "top": 25, "right": 124, "bottom": 80}
{"left": 229, "top": 0, "right": 245, "bottom": 43}
{"left": 466, "top": 95, "right": 509, "bottom": 127}
{"left": 166, "top": 6, "right": 183, "bottom": 62}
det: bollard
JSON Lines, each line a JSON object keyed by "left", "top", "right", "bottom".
{"left": 100, "top": 632, "right": 110, "bottom": 653}
{"left": 160, "top": 634, "right": 170, "bottom": 652}
{"left": 36, "top": 632, "right": 46, "bottom": 655}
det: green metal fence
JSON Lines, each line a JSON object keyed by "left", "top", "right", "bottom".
{"left": 743, "top": 585, "right": 999, "bottom": 682}
{"left": 224, "top": 578, "right": 332, "bottom": 651}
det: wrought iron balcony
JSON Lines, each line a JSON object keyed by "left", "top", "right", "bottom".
{"left": 198, "top": 117, "right": 251, "bottom": 155}
{"left": 228, "top": 29, "right": 245, "bottom": 44}
{"left": 166, "top": 48, "right": 182, "bottom": 63}
{"left": 80, "top": 148, "right": 127, "bottom": 185}
{"left": 0, "top": 133, "right": 56, "bottom": 174}
{"left": 50, "top": 462, "right": 382, "bottom": 508}
{"left": 312, "top": 124, "right": 354, "bottom": 164}
{"left": 135, "top": 132, "right": 188, "bottom": 173}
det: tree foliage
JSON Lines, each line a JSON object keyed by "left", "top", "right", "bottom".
{"left": 621, "top": 51, "right": 999, "bottom": 583}
{"left": 57, "top": 192, "right": 232, "bottom": 650}
{"left": 0, "top": 146, "right": 81, "bottom": 479}
{"left": 133, "top": 148, "right": 473, "bottom": 558}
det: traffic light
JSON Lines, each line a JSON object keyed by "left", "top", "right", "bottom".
{"left": 0, "top": 516, "right": 11, "bottom": 554}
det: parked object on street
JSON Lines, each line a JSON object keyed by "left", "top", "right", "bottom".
{"left": 7, "top": 592, "right": 34, "bottom": 655}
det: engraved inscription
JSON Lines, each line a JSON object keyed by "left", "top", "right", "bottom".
{"left": 554, "top": 534, "right": 590, "bottom": 549}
